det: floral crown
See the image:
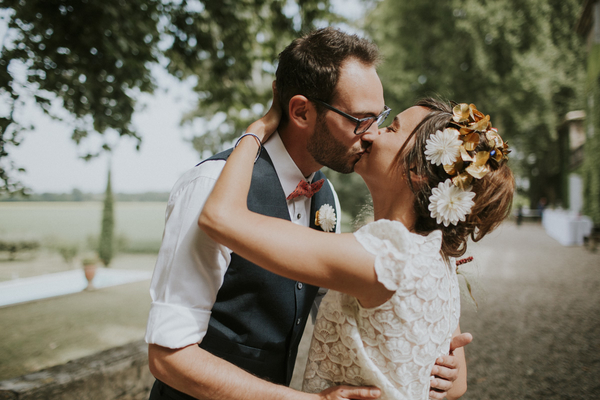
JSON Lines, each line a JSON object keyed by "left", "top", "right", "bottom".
{"left": 424, "top": 103, "right": 510, "bottom": 227}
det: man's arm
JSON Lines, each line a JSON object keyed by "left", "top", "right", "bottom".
{"left": 148, "top": 344, "right": 381, "bottom": 400}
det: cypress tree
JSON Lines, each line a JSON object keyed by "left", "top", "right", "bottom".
{"left": 98, "top": 169, "right": 114, "bottom": 266}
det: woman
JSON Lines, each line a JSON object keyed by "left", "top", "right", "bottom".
{"left": 199, "top": 97, "right": 514, "bottom": 399}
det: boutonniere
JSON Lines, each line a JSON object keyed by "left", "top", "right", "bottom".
{"left": 315, "top": 204, "right": 336, "bottom": 232}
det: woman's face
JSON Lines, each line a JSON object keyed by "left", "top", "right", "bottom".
{"left": 355, "top": 106, "right": 429, "bottom": 185}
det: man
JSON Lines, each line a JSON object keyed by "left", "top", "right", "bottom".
{"left": 146, "top": 27, "right": 468, "bottom": 400}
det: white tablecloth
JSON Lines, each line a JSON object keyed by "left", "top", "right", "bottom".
{"left": 542, "top": 209, "right": 594, "bottom": 246}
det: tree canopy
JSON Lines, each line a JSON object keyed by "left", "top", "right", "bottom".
{"left": 1, "top": 0, "right": 586, "bottom": 218}
{"left": 0, "top": 0, "right": 336, "bottom": 195}
{"left": 366, "top": 0, "right": 586, "bottom": 206}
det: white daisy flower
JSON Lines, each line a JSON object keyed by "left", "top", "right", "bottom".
{"left": 428, "top": 179, "right": 476, "bottom": 227}
{"left": 425, "top": 128, "right": 462, "bottom": 166}
{"left": 316, "top": 204, "right": 337, "bottom": 232}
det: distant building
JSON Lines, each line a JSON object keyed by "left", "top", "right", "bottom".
{"left": 557, "top": 110, "right": 585, "bottom": 212}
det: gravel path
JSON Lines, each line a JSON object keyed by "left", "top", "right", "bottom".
{"left": 458, "top": 222, "right": 600, "bottom": 399}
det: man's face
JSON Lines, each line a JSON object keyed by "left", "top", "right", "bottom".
{"left": 307, "top": 58, "right": 386, "bottom": 174}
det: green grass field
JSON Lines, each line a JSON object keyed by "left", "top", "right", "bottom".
{"left": 0, "top": 202, "right": 167, "bottom": 251}
{"left": 0, "top": 202, "right": 164, "bottom": 380}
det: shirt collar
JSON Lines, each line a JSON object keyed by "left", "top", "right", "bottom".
{"left": 263, "top": 131, "right": 316, "bottom": 199}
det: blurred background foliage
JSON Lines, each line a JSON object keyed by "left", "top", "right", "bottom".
{"left": 367, "top": 0, "right": 586, "bottom": 210}
{"left": 0, "top": 0, "right": 337, "bottom": 195}
{"left": 0, "top": 0, "right": 590, "bottom": 222}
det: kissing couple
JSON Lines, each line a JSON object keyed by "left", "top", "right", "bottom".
{"left": 146, "top": 27, "right": 514, "bottom": 400}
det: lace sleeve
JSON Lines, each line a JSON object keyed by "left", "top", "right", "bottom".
{"left": 353, "top": 220, "right": 414, "bottom": 291}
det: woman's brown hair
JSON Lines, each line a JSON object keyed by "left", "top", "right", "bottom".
{"left": 395, "top": 98, "right": 515, "bottom": 259}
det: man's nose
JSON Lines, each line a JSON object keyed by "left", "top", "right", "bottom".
{"left": 359, "top": 123, "right": 381, "bottom": 142}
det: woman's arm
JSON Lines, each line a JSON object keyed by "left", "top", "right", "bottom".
{"left": 198, "top": 104, "right": 393, "bottom": 308}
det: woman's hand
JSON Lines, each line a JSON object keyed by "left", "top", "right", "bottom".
{"left": 429, "top": 331, "right": 472, "bottom": 400}
{"left": 246, "top": 81, "right": 281, "bottom": 143}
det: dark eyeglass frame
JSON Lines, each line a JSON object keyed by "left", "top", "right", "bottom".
{"left": 310, "top": 98, "right": 391, "bottom": 135}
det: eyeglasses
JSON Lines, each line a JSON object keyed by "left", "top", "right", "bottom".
{"left": 311, "top": 98, "right": 391, "bottom": 135}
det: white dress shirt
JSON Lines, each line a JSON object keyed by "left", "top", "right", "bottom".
{"left": 145, "top": 132, "right": 341, "bottom": 349}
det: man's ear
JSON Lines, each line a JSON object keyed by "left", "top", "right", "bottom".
{"left": 288, "top": 95, "right": 315, "bottom": 129}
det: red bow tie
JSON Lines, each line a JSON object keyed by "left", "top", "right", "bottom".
{"left": 287, "top": 179, "right": 325, "bottom": 200}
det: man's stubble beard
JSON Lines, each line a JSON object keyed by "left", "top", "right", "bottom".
{"left": 307, "top": 114, "right": 360, "bottom": 174}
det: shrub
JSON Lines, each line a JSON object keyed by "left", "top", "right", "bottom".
{"left": 0, "top": 240, "right": 40, "bottom": 260}
{"left": 57, "top": 244, "right": 79, "bottom": 265}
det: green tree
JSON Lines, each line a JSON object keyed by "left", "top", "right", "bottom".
{"left": 366, "top": 0, "right": 586, "bottom": 207}
{"left": 168, "top": 0, "right": 338, "bottom": 156}
{"left": 98, "top": 168, "right": 114, "bottom": 266}
{"left": 0, "top": 0, "right": 162, "bottom": 195}
{"left": 579, "top": 2, "right": 600, "bottom": 224}
{"left": 0, "top": 0, "right": 337, "bottom": 195}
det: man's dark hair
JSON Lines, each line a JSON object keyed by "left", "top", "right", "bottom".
{"left": 275, "top": 27, "right": 380, "bottom": 125}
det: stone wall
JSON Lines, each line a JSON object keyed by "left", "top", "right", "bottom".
{"left": 0, "top": 340, "right": 154, "bottom": 400}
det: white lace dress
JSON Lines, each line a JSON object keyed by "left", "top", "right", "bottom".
{"left": 302, "top": 219, "right": 461, "bottom": 400}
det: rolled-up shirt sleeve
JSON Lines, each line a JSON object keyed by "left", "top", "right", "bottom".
{"left": 145, "top": 161, "right": 230, "bottom": 349}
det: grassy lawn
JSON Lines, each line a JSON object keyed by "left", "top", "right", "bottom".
{"left": 0, "top": 202, "right": 163, "bottom": 381}
{"left": 0, "top": 254, "right": 156, "bottom": 381}
{"left": 0, "top": 201, "right": 167, "bottom": 247}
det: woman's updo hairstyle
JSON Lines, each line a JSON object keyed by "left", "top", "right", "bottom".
{"left": 395, "top": 98, "right": 515, "bottom": 259}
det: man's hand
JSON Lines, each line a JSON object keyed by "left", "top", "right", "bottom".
{"left": 318, "top": 386, "right": 381, "bottom": 400}
{"left": 429, "top": 332, "right": 473, "bottom": 399}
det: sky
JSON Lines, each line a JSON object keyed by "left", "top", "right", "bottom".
{"left": 3, "top": 0, "right": 366, "bottom": 194}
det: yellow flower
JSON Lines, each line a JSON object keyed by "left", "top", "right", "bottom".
{"left": 452, "top": 103, "right": 471, "bottom": 123}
